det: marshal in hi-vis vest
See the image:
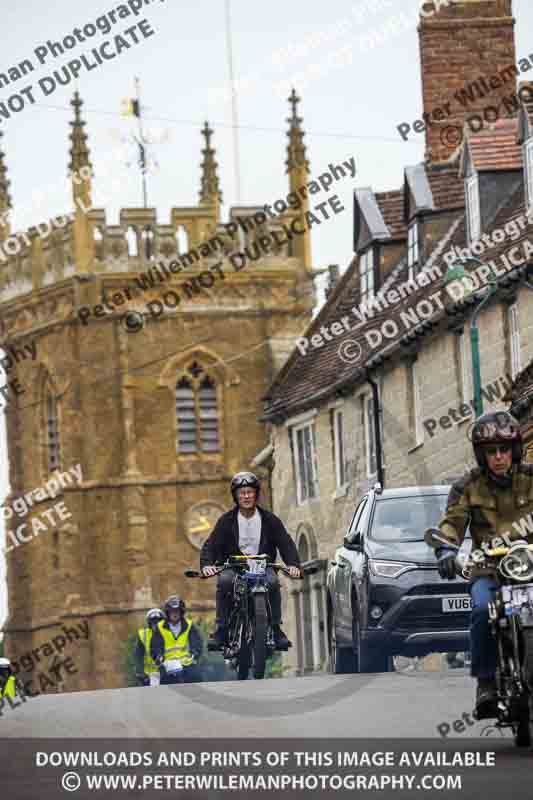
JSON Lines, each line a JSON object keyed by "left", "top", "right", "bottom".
{"left": 157, "top": 619, "right": 194, "bottom": 667}
{"left": 0, "top": 675, "right": 16, "bottom": 698}
{"left": 137, "top": 627, "right": 160, "bottom": 674}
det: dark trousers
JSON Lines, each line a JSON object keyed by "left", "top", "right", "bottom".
{"left": 469, "top": 577, "right": 498, "bottom": 679}
{"left": 216, "top": 567, "right": 282, "bottom": 626}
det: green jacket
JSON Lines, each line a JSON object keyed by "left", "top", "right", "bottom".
{"left": 437, "top": 463, "right": 533, "bottom": 578}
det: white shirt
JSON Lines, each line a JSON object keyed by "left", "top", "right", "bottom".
{"left": 238, "top": 509, "right": 261, "bottom": 556}
{"left": 168, "top": 621, "right": 182, "bottom": 638}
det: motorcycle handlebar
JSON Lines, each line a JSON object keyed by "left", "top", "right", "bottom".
{"left": 184, "top": 561, "right": 309, "bottom": 580}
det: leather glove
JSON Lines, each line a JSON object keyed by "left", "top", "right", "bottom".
{"left": 436, "top": 546, "right": 458, "bottom": 580}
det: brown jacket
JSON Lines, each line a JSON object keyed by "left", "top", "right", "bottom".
{"left": 437, "top": 463, "right": 533, "bottom": 578}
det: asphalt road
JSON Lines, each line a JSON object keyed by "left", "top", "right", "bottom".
{"left": 0, "top": 668, "right": 509, "bottom": 739}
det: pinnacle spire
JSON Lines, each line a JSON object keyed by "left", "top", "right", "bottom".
{"left": 286, "top": 88, "right": 309, "bottom": 173}
{"left": 68, "top": 91, "right": 93, "bottom": 271}
{"left": 199, "top": 121, "right": 222, "bottom": 206}
{"left": 0, "top": 129, "right": 12, "bottom": 237}
{"left": 69, "top": 90, "right": 92, "bottom": 175}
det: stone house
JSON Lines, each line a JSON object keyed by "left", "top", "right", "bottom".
{"left": 260, "top": 0, "right": 533, "bottom": 675}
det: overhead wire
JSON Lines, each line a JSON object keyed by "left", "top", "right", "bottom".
{"left": 33, "top": 102, "right": 420, "bottom": 145}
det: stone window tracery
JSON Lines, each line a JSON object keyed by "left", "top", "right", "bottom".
{"left": 175, "top": 362, "right": 220, "bottom": 454}
{"left": 46, "top": 389, "right": 61, "bottom": 472}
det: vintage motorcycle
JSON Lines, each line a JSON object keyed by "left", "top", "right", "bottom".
{"left": 186, "top": 554, "right": 307, "bottom": 680}
{"left": 426, "top": 528, "right": 533, "bottom": 747}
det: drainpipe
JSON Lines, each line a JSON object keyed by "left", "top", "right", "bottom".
{"left": 365, "top": 373, "right": 384, "bottom": 488}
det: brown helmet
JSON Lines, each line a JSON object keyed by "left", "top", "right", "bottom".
{"left": 471, "top": 411, "right": 522, "bottom": 468}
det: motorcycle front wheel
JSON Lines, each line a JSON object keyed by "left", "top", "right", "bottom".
{"left": 521, "top": 628, "right": 533, "bottom": 748}
{"left": 253, "top": 593, "right": 268, "bottom": 679}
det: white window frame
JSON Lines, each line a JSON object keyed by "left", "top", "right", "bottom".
{"left": 359, "top": 247, "right": 375, "bottom": 303}
{"left": 509, "top": 301, "right": 521, "bottom": 380}
{"left": 362, "top": 393, "right": 377, "bottom": 479}
{"left": 407, "top": 220, "right": 419, "bottom": 280}
{"left": 411, "top": 360, "right": 424, "bottom": 446}
{"left": 292, "top": 421, "right": 319, "bottom": 505}
{"left": 332, "top": 408, "right": 347, "bottom": 491}
{"left": 525, "top": 140, "right": 533, "bottom": 212}
{"left": 466, "top": 174, "right": 481, "bottom": 245}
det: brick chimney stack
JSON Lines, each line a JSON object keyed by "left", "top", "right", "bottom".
{"left": 418, "top": 0, "right": 516, "bottom": 163}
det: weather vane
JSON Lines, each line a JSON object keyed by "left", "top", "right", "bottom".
{"left": 110, "top": 77, "right": 171, "bottom": 207}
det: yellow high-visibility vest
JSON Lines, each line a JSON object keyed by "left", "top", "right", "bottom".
{"left": 137, "top": 628, "right": 160, "bottom": 674}
{"left": 0, "top": 675, "right": 16, "bottom": 698}
{"left": 157, "top": 619, "right": 194, "bottom": 667}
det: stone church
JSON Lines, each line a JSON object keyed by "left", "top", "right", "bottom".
{"left": 0, "top": 91, "right": 316, "bottom": 690}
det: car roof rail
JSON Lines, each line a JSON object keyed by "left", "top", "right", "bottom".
{"left": 373, "top": 481, "right": 383, "bottom": 494}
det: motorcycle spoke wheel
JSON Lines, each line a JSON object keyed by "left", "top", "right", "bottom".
{"left": 253, "top": 594, "right": 268, "bottom": 679}
{"left": 236, "top": 622, "right": 251, "bottom": 680}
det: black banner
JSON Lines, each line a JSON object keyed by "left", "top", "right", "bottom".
{"left": 0, "top": 738, "right": 531, "bottom": 799}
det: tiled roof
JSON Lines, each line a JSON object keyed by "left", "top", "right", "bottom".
{"left": 263, "top": 180, "right": 530, "bottom": 422}
{"left": 374, "top": 190, "right": 406, "bottom": 240}
{"left": 466, "top": 118, "right": 523, "bottom": 172}
{"left": 425, "top": 164, "right": 465, "bottom": 211}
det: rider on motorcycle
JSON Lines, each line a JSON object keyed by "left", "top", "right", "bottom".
{"left": 430, "top": 411, "right": 533, "bottom": 717}
{"left": 200, "top": 472, "right": 301, "bottom": 650}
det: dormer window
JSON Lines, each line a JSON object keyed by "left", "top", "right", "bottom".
{"left": 359, "top": 247, "right": 375, "bottom": 303}
{"left": 407, "top": 221, "right": 419, "bottom": 280}
{"left": 525, "top": 140, "right": 533, "bottom": 212}
{"left": 466, "top": 174, "right": 481, "bottom": 244}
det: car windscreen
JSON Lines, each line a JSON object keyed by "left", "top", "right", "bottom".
{"left": 369, "top": 495, "right": 449, "bottom": 543}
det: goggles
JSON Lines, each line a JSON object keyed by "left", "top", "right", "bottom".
{"left": 233, "top": 473, "right": 258, "bottom": 488}
{"left": 484, "top": 444, "right": 512, "bottom": 457}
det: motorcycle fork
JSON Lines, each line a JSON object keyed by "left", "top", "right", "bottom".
{"left": 251, "top": 583, "right": 275, "bottom": 649}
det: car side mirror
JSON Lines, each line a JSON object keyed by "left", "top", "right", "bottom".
{"left": 343, "top": 533, "right": 361, "bottom": 550}
{"left": 424, "top": 527, "right": 450, "bottom": 549}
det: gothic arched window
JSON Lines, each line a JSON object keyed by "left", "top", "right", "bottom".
{"left": 176, "top": 362, "right": 220, "bottom": 454}
{"left": 46, "top": 390, "right": 61, "bottom": 472}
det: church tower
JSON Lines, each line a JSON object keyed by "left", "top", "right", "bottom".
{"left": 1, "top": 91, "right": 316, "bottom": 691}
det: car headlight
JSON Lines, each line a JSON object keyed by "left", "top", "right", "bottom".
{"left": 369, "top": 560, "right": 417, "bottom": 579}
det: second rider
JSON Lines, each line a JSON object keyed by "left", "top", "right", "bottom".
{"left": 200, "top": 472, "right": 301, "bottom": 650}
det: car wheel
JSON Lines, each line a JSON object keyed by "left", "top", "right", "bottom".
{"left": 328, "top": 597, "right": 356, "bottom": 674}
{"left": 354, "top": 616, "right": 392, "bottom": 674}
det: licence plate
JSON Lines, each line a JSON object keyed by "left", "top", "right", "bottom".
{"left": 442, "top": 596, "right": 471, "bottom": 612}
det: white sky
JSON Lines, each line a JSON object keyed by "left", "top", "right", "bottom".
{"left": 1, "top": 0, "right": 532, "bottom": 628}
